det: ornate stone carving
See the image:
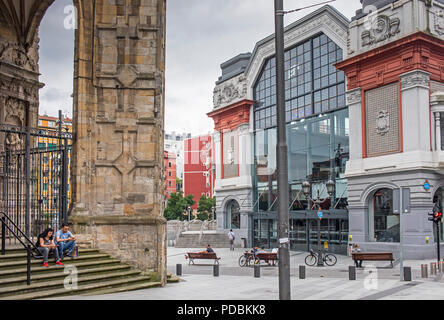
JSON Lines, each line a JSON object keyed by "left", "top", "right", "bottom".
{"left": 434, "top": 10, "right": 444, "bottom": 36}
{"left": 400, "top": 70, "right": 430, "bottom": 91}
{"left": 346, "top": 89, "right": 362, "bottom": 105}
{"left": 376, "top": 110, "right": 390, "bottom": 136}
{"left": 361, "top": 15, "right": 400, "bottom": 47}
{"left": 5, "top": 97, "right": 26, "bottom": 126}
{"left": 213, "top": 74, "right": 247, "bottom": 109}
{"left": 0, "top": 42, "right": 37, "bottom": 72}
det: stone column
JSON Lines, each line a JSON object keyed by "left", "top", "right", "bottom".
{"left": 400, "top": 70, "right": 431, "bottom": 152}
{"left": 71, "top": 0, "right": 167, "bottom": 284}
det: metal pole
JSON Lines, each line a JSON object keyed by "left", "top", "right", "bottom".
{"left": 399, "top": 187, "right": 404, "bottom": 281}
{"left": 437, "top": 221, "right": 441, "bottom": 264}
{"left": 317, "top": 217, "right": 323, "bottom": 266}
{"left": 274, "top": 0, "right": 291, "bottom": 301}
{"left": 26, "top": 244, "right": 31, "bottom": 285}
{"left": 25, "top": 128, "right": 31, "bottom": 237}
{"left": 1, "top": 216, "right": 5, "bottom": 255}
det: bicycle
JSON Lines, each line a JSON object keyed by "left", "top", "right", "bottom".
{"left": 304, "top": 249, "right": 337, "bottom": 266}
{"left": 238, "top": 251, "right": 258, "bottom": 267}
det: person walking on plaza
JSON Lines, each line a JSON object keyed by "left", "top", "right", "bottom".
{"left": 228, "top": 229, "right": 235, "bottom": 251}
{"left": 36, "top": 228, "right": 64, "bottom": 268}
{"left": 55, "top": 223, "right": 77, "bottom": 260}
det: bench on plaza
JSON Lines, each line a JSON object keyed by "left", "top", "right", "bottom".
{"left": 186, "top": 252, "right": 221, "bottom": 265}
{"left": 352, "top": 252, "right": 394, "bottom": 268}
{"left": 256, "top": 253, "right": 279, "bottom": 266}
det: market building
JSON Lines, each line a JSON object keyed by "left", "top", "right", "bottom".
{"left": 336, "top": 0, "right": 444, "bottom": 259}
{"left": 208, "top": 5, "right": 350, "bottom": 254}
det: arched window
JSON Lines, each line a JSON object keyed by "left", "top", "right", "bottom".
{"left": 225, "top": 200, "right": 240, "bottom": 229}
{"left": 369, "top": 188, "right": 400, "bottom": 242}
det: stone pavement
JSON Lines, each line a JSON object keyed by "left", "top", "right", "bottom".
{"left": 52, "top": 247, "right": 444, "bottom": 300}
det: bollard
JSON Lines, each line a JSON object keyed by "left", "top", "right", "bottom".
{"left": 403, "top": 267, "right": 412, "bottom": 282}
{"left": 421, "top": 264, "right": 428, "bottom": 278}
{"left": 349, "top": 266, "right": 356, "bottom": 280}
{"left": 254, "top": 265, "right": 260, "bottom": 278}
{"left": 439, "top": 261, "right": 444, "bottom": 273}
{"left": 431, "top": 262, "right": 437, "bottom": 276}
{"left": 213, "top": 264, "right": 219, "bottom": 277}
{"left": 176, "top": 264, "right": 182, "bottom": 276}
{"left": 299, "top": 265, "right": 306, "bottom": 279}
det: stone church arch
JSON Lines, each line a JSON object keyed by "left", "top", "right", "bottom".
{"left": 0, "top": 0, "right": 167, "bottom": 282}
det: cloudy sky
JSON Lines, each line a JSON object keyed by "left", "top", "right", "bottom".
{"left": 39, "top": 0, "right": 360, "bottom": 135}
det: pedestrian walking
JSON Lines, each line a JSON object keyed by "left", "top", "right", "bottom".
{"left": 228, "top": 229, "right": 235, "bottom": 251}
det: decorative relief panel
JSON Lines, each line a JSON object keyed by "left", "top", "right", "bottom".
{"left": 361, "top": 15, "right": 400, "bottom": 47}
{"left": 213, "top": 74, "right": 247, "bottom": 110}
{"left": 365, "top": 82, "right": 401, "bottom": 157}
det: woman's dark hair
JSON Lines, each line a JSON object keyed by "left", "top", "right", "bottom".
{"left": 40, "top": 228, "right": 54, "bottom": 240}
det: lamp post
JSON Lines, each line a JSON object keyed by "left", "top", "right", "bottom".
{"left": 187, "top": 206, "right": 191, "bottom": 222}
{"left": 211, "top": 206, "right": 216, "bottom": 221}
{"left": 302, "top": 180, "right": 335, "bottom": 266}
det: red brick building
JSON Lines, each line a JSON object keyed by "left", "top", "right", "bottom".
{"left": 184, "top": 134, "right": 215, "bottom": 210}
{"left": 164, "top": 151, "right": 176, "bottom": 198}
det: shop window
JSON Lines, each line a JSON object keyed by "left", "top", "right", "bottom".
{"left": 369, "top": 188, "right": 400, "bottom": 243}
{"left": 225, "top": 200, "right": 240, "bottom": 229}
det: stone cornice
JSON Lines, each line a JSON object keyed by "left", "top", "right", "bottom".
{"left": 400, "top": 70, "right": 430, "bottom": 91}
{"left": 346, "top": 88, "right": 362, "bottom": 105}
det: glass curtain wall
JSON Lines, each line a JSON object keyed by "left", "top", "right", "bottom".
{"left": 252, "top": 33, "right": 349, "bottom": 253}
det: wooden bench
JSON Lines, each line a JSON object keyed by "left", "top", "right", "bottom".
{"left": 352, "top": 252, "right": 394, "bottom": 268}
{"left": 256, "top": 252, "right": 279, "bottom": 266}
{"left": 186, "top": 252, "right": 221, "bottom": 265}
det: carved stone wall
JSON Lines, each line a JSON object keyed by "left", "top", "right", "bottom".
{"left": 0, "top": 0, "right": 167, "bottom": 283}
{"left": 70, "top": 0, "right": 167, "bottom": 282}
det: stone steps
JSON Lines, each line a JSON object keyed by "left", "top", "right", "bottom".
{"left": 175, "top": 232, "right": 231, "bottom": 248}
{"left": 0, "top": 247, "right": 161, "bottom": 299}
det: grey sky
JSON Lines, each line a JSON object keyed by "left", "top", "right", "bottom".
{"left": 39, "top": 0, "right": 360, "bottom": 134}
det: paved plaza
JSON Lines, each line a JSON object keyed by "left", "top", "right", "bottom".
{"left": 56, "top": 247, "right": 444, "bottom": 300}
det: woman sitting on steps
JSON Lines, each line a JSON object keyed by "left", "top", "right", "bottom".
{"left": 36, "top": 228, "right": 64, "bottom": 268}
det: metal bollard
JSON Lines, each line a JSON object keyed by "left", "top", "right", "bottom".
{"left": 431, "top": 262, "right": 437, "bottom": 276}
{"left": 213, "top": 264, "right": 219, "bottom": 277}
{"left": 439, "top": 261, "right": 444, "bottom": 273}
{"left": 299, "top": 265, "right": 306, "bottom": 279}
{"left": 176, "top": 264, "right": 182, "bottom": 276}
{"left": 403, "top": 267, "right": 412, "bottom": 281}
{"left": 254, "top": 265, "right": 260, "bottom": 278}
{"left": 421, "top": 264, "right": 428, "bottom": 278}
{"left": 349, "top": 266, "right": 356, "bottom": 280}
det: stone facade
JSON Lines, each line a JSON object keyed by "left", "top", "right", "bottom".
{"left": 0, "top": 0, "right": 167, "bottom": 283}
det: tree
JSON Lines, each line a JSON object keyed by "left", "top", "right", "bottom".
{"left": 164, "top": 191, "right": 196, "bottom": 221}
{"left": 197, "top": 195, "right": 216, "bottom": 221}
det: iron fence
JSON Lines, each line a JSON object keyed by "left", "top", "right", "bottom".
{"left": 0, "top": 122, "right": 71, "bottom": 245}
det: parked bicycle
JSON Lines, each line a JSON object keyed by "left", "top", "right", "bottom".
{"left": 239, "top": 251, "right": 257, "bottom": 267}
{"left": 304, "top": 249, "right": 337, "bottom": 266}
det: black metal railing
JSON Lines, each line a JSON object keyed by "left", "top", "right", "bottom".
{"left": 1, "top": 211, "right": 40, "bottom": 285}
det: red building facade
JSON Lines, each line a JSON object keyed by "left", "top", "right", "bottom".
{"left": 164, "top": 151, "right": 176, "bottom": 198}
{"left": 184, "top": 135, "right": 215, "bottom": 210}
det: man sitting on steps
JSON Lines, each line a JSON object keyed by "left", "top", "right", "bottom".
{"left": 55, "top": 223, "right": 77, "bottom": 260}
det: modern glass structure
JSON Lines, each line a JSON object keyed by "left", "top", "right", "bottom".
{"left": 252, "top": 33, "right": 350, "bottom": 254}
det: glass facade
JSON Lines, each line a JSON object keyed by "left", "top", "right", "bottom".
{"left": 254, "top": 33, "right": 345, "bottom": 131}
{"left": 252, "top": 33, "right": 349, "bottom": 254}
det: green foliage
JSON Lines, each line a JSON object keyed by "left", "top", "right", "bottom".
{"left": 197, "top": 195, "right": 216, "bottom": 221}
{"left": 164, "top": 191, "right": 196, "bottom": 221}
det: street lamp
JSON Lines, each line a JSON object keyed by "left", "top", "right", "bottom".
{"left": 211, "top": 206, "right": 216, "bottom": 221}
{"left": 187, "top": 206, "right": 191, "bottom": 222}
{"left": 302, "top": 180, "right": 335, "bottom": 266}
